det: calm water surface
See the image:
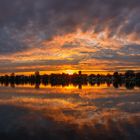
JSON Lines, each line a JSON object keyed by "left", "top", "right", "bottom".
{"left": 0, "top": 84, "right": 140, "bottom": 140}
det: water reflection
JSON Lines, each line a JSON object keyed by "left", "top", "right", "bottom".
{"left": 0, "top": 84, "right": 140, "bottom": 140}
{"left": 0, "top": 81, "right": 140, "bottom": 90}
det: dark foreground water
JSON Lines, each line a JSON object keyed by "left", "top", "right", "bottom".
{"left": 0, "top": 84, "right": 140, "bottom": 140}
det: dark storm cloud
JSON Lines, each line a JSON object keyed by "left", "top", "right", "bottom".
{"left": 0, "top": 0, "right": 140, "bottom": 54}
{"left": 0, "top": 59, "right": 80, "bottom": 73}
{"left": 0, "top": 27, "right": 30, "bottom": 54}
{"left": 0, "top": 58, "right": 80, "bottom": 67}
{"left": 0, "top": 0, "right": 140, "bottom": 31}
{"left": 80, "top": 43, "right": 140, "bottom": 63}
{"left": 120, "top": 44, "right": 140, "bottom": 55}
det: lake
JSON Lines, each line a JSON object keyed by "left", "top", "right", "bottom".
{"left": 0, "top": 83, "right": 140, "bottom": 140}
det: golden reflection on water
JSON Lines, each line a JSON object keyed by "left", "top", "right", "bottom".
{"left": 0, "top": 83, "right": 140, "bottom": 129}
{"left": 0, "top": 95, "right": 139, "bottom": 129}
{"left": 13, "top": 83, "right": 109, "bottom": 89}
{"left": 0, "top": 83, "right": 140, "bottom": 140}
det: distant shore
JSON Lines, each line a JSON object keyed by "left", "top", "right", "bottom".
{"left": 0, "top": 70, "right": 139, "bottom": 89}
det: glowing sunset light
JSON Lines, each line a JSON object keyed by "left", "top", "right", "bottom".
{"left": 0, "top": 0, "right": 139, "bottom": 75}
{"left": 65, "top": 70, "right": 76, "bottom": 75}
{"left": 0, "top": 1, "right": 140, "bottom": 139}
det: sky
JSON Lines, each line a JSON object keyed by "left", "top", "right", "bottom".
{"left": 0, "top": 0, "right": 140, "bottom": 74}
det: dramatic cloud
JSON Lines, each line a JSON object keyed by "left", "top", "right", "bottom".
{"left": 0, "top": 0, "right": 140, "bottom": 73}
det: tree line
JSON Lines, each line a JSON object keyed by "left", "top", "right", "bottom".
{"left": 0, "top": 70, "right": 140, "bottom": 89}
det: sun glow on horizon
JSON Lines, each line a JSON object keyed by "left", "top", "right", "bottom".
{"left": 65, "top": 70, "right": 76, "bottom": 75}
